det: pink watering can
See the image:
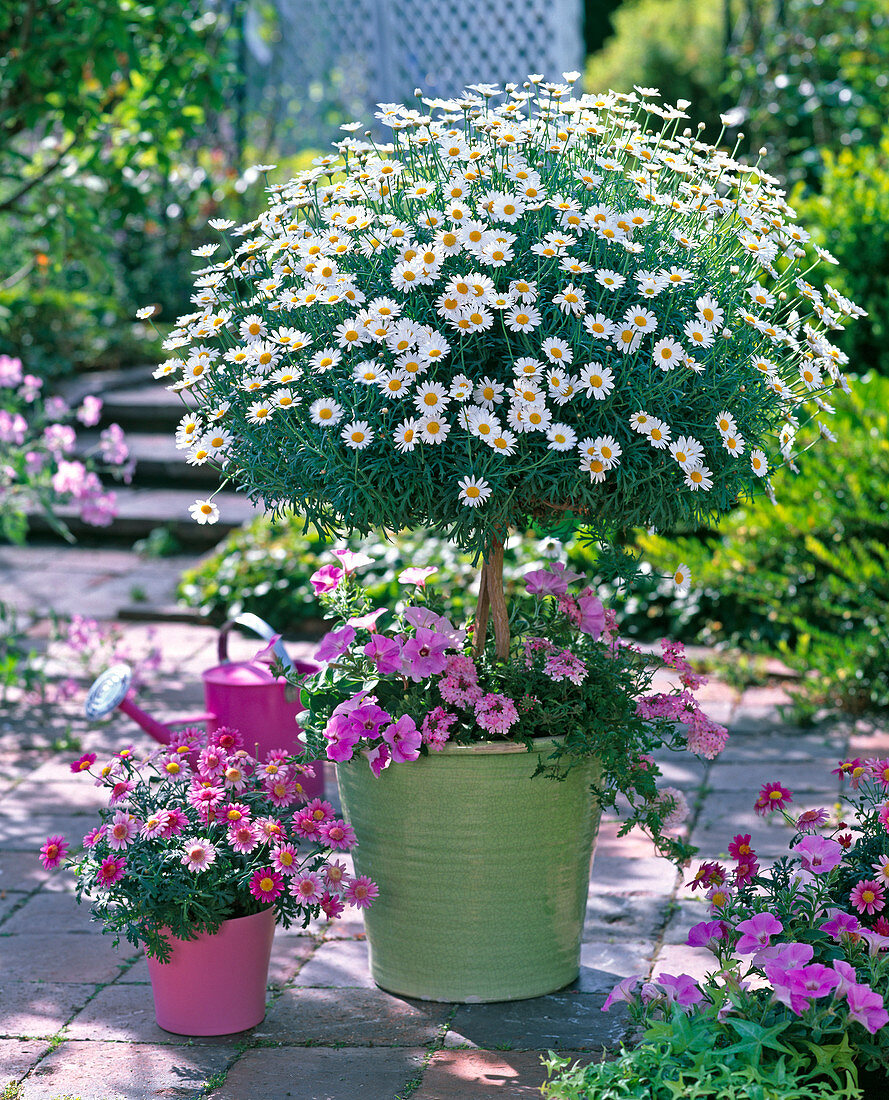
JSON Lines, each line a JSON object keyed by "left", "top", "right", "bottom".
{"left": 84, "top": 613, "right": 324, "bottom": 798}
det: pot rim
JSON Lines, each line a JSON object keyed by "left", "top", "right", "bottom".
{"left": 413, "top": 736, "right": 565, "bottom": 757}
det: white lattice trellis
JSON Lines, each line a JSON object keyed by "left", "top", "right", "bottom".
{"left": 239, "top": 0, "right": 583, "bottom": 155}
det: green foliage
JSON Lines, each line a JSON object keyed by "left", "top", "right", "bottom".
{"left": 584, "top": 0, "right": 726, "bottom": 133}
{"left": 726, "top": 0, "right": 889, "bottom": 185}
{"left": 639, "top": 374, "right": 889, "bottom": 713}
{"left": 542, "top": 1003, "right": 860, "bottom": 1099}
{"left": 792, "top": 132, "right": 889, "bottom": 378}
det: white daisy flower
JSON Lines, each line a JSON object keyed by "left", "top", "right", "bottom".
{"left": 652, "top": 338, "right": 684, "bottom": 371}
{"left": 546, "top": 423, "right": 577, "bottom": 451}
{"left": 419, "top": 415, "right": 451, "bottom": 445}
{"left": 413, "top": 381, "right": 450, "bottom": 414}
{"left": 684, "top": 465, "right": 713, "bottom": 491}
{"left": 189, "top": 498, "right": 220, "bottom": 524}
{"left": 247, "top": 401, "right": 273, "bottom": 425}
{"left": 671, "top": 563, "right": 691, "bottom": 595}
{"left": 583, "top": 313, "right": 615, "bottom": 340}
{"left": 309, "top": 398, "right": 343, "bottom": 427}
{"left": 486, "top": 429, "right": 518, "bottom": 456}
{"left": 354, "top": 360, "right": 383, "bottom": 385}
{"left": 272, "top": 388, "right": 296, "bottom": 409}
{"left": 504, "top": 304, "right": 542, "bottom": 333}
{"left": 309, "top": 348, "right": 341, "bottom": 373}
{"left": 450, "top": 374, "right": 474, "bottom": 401}
{"left": 614, "top": 326, "right": 643, "bottom": 355}
{"left": 646, "top": 420, "right": 672, "bottom": 449}
{"left": 715, "top": 411, "right": 737, "bottom": 436}
{"left": 466, "top": 408, "right": 501, "bottom": 441}
{"left": 378, "top": 369, "right": 411, "bottom": 399}
{"left": 722, "top": 433, "right": 745, "bottom": 456}
{"left": 513, "top": 357, "right": 542, "bottom": 379}
{"left": 341, "top": 421, "right": 374, "bottom": 449}
{"left": 553, "top": 284, "right": 586, "bottom": 316}
{"left": 393, "top": 419, "right": 419, "bottom": 452}
{"left": 521, "top": 401, "right": 551, "bottom": 432}
{"left": 670, "top": 435, "right": 704, "bottom": 471}
{"left": 474, "top": 378, "right": 505, "bottom": 407}
{"left": 541, "top": 337, "right": 573, "bottom": 364}
{"left": 750, "top": 449, "right": 769, "bottom": 477}
{"left": 629, "top": 411, "right": 653, "bottom": 433}
{"left": 594, "top": 270, "right": 626, "bottom": 290}
{"left": 625, "top": 306, "right": 658, "bottom": 334}
{"left": 695, "top": 294, "right": 724, "bottom": 327}
{"left": 593, "top": 435, "right": 622, "bottom": 467}
{"left": 683, "top": 320, "right": 716, "bottom": 349}
{"left": 457, "top": 476, "right": 492, "bottom": 507}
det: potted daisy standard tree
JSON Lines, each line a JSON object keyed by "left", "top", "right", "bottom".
{"left": 152, "top": 76, "right": 861, "bottom": 1000}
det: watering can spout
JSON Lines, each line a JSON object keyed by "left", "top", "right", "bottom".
{"left": 116, "top": 694, "right": 176, "bottom": 744}
{"left": 84, "top": 664, "right": 210, "bottom": 746}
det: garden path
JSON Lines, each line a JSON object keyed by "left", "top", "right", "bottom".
{"left": 2, "top": 615, "right": 885, "bottom": 1099}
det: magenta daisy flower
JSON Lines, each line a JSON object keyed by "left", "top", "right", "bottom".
{"left": 796, "top": 808, "right": 830, "bottom": 831}
{"left": 851, "top": 879, "right": 886, "bottom": 916}
{"left": 754, "top": 781, "right": 792, "bottom": 815}
{"left": 320, "top": 891, "right": 346, "bottom": 919}
{"left": 870, "top": 759, "right": 889, "bottom": 788}
{"left": 255, "top": 816, "right": 285, "bottom": 842}
{"left": 162, "top": 808, "right": 189, "bottom": 837}
{"left": 140, "top": 812, "right": 171, "bottom": 840}
{"left": 272, "top": 843, "right": 300, "bottom": 875}
{"left": 228, "top": 823, "right": 260, "bottom": 854}
{"left": 222, "top": 758, "right": 251, "bottom": 791}
{"left": 108, "top": 779, "right": 135, "bottom": 806}
{"left": 107, "top": 812, "right": 140, "bottom": 851}
{"left": 39, "top": 835, "right": 69, "bottom": 870}
{"left": 344, "top": 875, "right": 379, "bottom": 910}
{"left": 728, "top": 834, "right": 754, "bottom": 861}
{"left": 220, "top": 802, "right": 251, "bottom": 826}
{"left": 319, "top": 819, "right": 357, "bottom": 851}
{"left": 290, "top": 871, "right": 324, "bottom": 904}
{"left": 83, "top": 825, "right": 106, "bottom": 848}
{"left": 210, "top": 726, "right": 243, "bottom": 753}
{"left": 70, "top": 752, "right": 97, "bottom": 773}
{"left": 181, "top": 839, "right": 218, "bottom": 873}
{"left": 187, "top": 782, "right": 225, "bottom": 819}
{"left": 324, "top": 860, "right": 348, "bottom": 890}
{"left": 197, "top": 745, "right": 226, "bottom": 779}
{"left": 250, "top": 867, "right": 285, "bottom": 903}
{"left": 264, "top": 776, "right": 298, "bottom": 807}
{"left": 96, "top": 855, "right": 127, "bottom": 889}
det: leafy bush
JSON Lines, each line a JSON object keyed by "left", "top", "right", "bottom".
{"left": 639, "top": 374, "right": 889, "bottom": 714}
{"left": 791, "top": 132, "right": 889, "bottom": 378}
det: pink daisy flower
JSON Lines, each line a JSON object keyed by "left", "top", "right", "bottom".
{"left": 107, "top": 812, "right": 140, "bottom": 851}
{"left": 255, "top": 816, "right": 285, "bottom": 842}
{"left": 210, "top": 726, "right": 243, "bottom": 753}
{"left": 324, "top": 860, "right": 348, "bottom": 890}
{"left": 754, "top": 781, "right": 792, "bottom": 815}
{"left": 70, "top": 752, "right": 97, "bottom": 773}
{"left": 870, "top": 759, "right": 889, "bottom": 788}
{"left": 796, "top": 808, "right": 830, "bottom": 831}
{"left": 219, "top": 802, "right": 251, "bottom": 827}
{"left": 188, "top": 783, "right": 225, "bottom": 819}
{"left": 159, "top": 755, "right": 190, "bottom": 780}
{"left": 197, "top": 745, "right": 226, "bottom": 779}
{"left": 162, "top": 808, "right": 189, "bottom": 837}
{"left": 728, "top": 834, "right": 755, "bottom": 861}
{"left": 140, "top": 812, "right": 171, "bottom": 840}
{"left": 290, "top": 871, "right": 324, "bottom": 905}
{"left": 250, "top": 867, "right": 284, "bottom": 903}
{"left": 228, "top": 823, "right": 260, "bottom": 854}
{"left": 851, "top": 879, "right": 886, "bottom": 916}
{"left": 222, "top": 758, "right": 251, "bottom": 791}
{"left": 83, "top": 825, "right": 106, "bottom": 848}
{"left": 96, "top": 855, "right": 126, "bottom": 889}
{"left": 108, "top": 779, "right": 135, "bottom": 806}
{"left": 39, "top": 835, "right": 69, "bottom": 870}
{"left": 319, "top": 819, "right": 357, "bottom": 851}
{"left": 264, "top": 776, "right": 298, "bottom": 808}
{"left": 272, "top": 843, "right": 300, "bottom": 875}
{"left": 879, "top": 802, "right": 889, "bottom": 834}
{"left": 321, "top": 891, "right": 346, "bottom": 919}
{"left": 181, "top": 839, "right": 218, "bottom": 873}
{"left": 344, "top": 875, "right": 379, "bottom": 910}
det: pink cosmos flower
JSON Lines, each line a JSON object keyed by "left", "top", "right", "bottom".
{"left": 159, "top": 755, "right": 190, "bottom": 780}
{"left": 319, "top": 818, "right": 357, "bottom": 851}
{"left": 310, "top": 564, "right": 344, "bottom": 594}
{"left": 656, "top": 973, "right": 705, "bottom": 1009}
{"left": 321, "top": 891, "right": 346, "bottom": 919}
{"left": 316, "top": 625, "right": 356, "bottom": 663}
{"left": 686, "top": 920, "right": 728, "bottom": 947}
{"left": 735, "top": 912, "right": 784, "bottom": 954}
{"left": 601, "top": 975, "right": 640, "bottom": 1011}
{"left": 292, "top": 799, "right": 334, "bottom": 839}
{"left": 344, "top": 875, "right": 378, "bottom": 910}
{"left": 181, "top": 839, "right": 218, "bottom": 873}
{"left": 265, "top": 775, "right": 298, "bottom": 808}
{"left": 228, "top": 823, "right": 260, "bottom": 854}
{"left": 290, "top": 871, "right": 324, "bottom": 904}
{"left": 96, "top": 855, "right": 127, "bottom": 889}
{"left": 381, "top": 714, "right": 422, "bottom": 763}
{"left": 39, "top": 835, "right": 69, "bottom": 870}
{"left": 70, "top": 753, "right": 97, "bottom": 773}
{"left": 754, "top": 781, "right": 792, "bottom": 814}
{"left": 364, "top": 634, "right": 402, "bottom": 674}
{"left": 474, "top": 693, "right": 519, "bottom": 735}
{"left": 851, "top": 879, "right": 886, "bottom": 915}
{"left": 401, "top": 627, "right": 451, "bottom": 681}
{"left": 794, "top": 834, "right": 843, "bottom": 876}
{"left": 222, "top": 758, "right": 251, "bottom": 791}
{"left": 250, "top": 867, "right": 285, "bottom": 903}
{"left": 220, "top": 802, "right": 251, "bottom": 826}
{"left": 398, "top": 566, "right": 437, "bottom": 587}
{"left": 107, "top": 812, "right": 139, "bottom": 851}
{"left": 188, "top": 783, "right": 225, "bottom": 819}
{"left": 733, "top": 857, "right": 760, "bottom": 886}
{"left": 845, "top": 982, "right": 889, "bottom": 1033}
{"left": 728, "top": 834, "right": 754, "bottom": 861}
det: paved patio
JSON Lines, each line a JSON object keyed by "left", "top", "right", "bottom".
{"left": 2, "top": 607, "right": 885, "bottom": 1099}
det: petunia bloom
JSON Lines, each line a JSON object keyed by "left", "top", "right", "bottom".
{"left": 735, "top": 912, "right": 783, "bottom": 954}
{"left": 794, "top": 834, "right": 843, "bottom": 876}
{"left": 601, "top": 975, "right": 640, "bottom": 1012}
{"left": 309, "top": 564, "right": 344, "bottom": 594}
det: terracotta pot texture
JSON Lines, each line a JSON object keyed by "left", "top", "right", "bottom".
{"left": 146, "top": 907, "right": 275, "bottom": 1035}
{"left": 337, "top": 737, "right": 601, "bottom": 1002}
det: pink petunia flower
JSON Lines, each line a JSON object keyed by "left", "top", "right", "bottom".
{"left": 850, "top": 879, "right": 886, "bottom": 916}
{"left": 381, "top": 714, "right": 422, "bottom": 763}
{"left": 401, "top": 627, "right": 451, "bottom": 682}
{"left": 250, "top": 867, "right": 284, "bottom": 903}
{"left": 181, "top": 839, "right": 218, "bottom": 873}
{"left": 767, "top": 963, "right": 839, "bottom": 1015}
{"left": 754, "top": 941, "right": 814, "bottom": 969}
{"left": 735, "top": 912, "right": 784, "bottom": 954}
{"left": 794, "top": 834, "right": 844, "bottom": 876}
{"left": 818, "top": 909, "right": 862, "bottom": 943}
{"left": 845, "top": 982, "right": 889, "bottom": 1033}
{"left": 364, "top": 634, "right": 403, "bottom": 674}
{"left": 398, "top": 566, "right": 437, "bottom": 587}
{"left": 39, "top": 835, "right": 69, "bottom": 870}
{"left": 332, "top": 548, "right": 374, "bottom": 573}
{"left": 309, "top": 564, "right": 344, "bottom": 594}
{"left": 601, "top": 975, "right": 640, "bottom": 1012}
{"left": 577, "top": 589, "right": 606, "bottom": 636}
{"left": 316, "top": 625, "right": 356, "bottom": 663}
{"left": 656, "top": 973, "right": 705, "bottom": 1009}
{"left": 686, "top": 920, "right": 728, "bottom": 948}
{"left": 95, "top": 855, "right": 127, "bottom": 889}
{"left": 364, "top": 742, "right": 391, "bottom": 775}
{"left": 524, "top": 562, "right": 584, "bottom": 597}
{"left": 344, "top": 875, "right": 379, "bottom": 910}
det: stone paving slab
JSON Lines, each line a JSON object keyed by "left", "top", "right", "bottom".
{"left": 289, "top": 938, "right": 376, "bottom": 989}
{"left": 20, "top": 1040, "right": 234, "bottom": 1100}
{"left": 0, "top": 982, "right": 97, "bottom": 1039}
{"left": 446, "top": 992, "right": 627, "bottom": 1051}
{"left": 0, "top": 1039, "right": 51, "bottom": 1088}
{"left": 0, "top": 933, "right": 136, "bottom": 984}
{"left": 1, "top": 890, "right": 96, "bottom": 934}
{"left": 259, "top": 987, "right": 453, "bottom": 1047}
{"left": 414, "top": 1049, "right": 598, "bottom": 1099}
{"left": 209, "top": 1047, "right": 427, "bottom": 1100}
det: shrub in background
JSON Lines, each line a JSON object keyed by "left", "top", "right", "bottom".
{"left": 639, "top": 374, "right": 889, "bottom": 714}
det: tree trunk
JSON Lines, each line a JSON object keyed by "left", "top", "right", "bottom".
{"left": 472, "top": 538, "right": 510, "bottom": 660}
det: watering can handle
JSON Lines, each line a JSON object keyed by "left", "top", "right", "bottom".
{"left": 218, "top": 613, "right": 294, "bottom": 671}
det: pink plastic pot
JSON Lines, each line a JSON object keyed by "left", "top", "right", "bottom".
{"left": 146, "top": 907, "right": 275, "bottom": 1035}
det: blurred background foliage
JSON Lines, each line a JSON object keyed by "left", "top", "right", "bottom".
{"left": 3, "top": 0, "right": 888, "bottom": 712}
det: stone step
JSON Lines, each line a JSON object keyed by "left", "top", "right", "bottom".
{"left": 99, "top": 382, "right": 187, "bottom": 433}
{"left": 77, "top": 431, "right": 222, "bottom": 489}
{"left": 27, "top": 487, "right": 262, "bottom": 547}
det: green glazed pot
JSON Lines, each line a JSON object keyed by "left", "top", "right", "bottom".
{"left": 336, "top": 738, "right": 601, "bottom": 1002}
